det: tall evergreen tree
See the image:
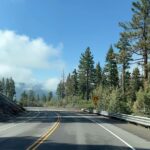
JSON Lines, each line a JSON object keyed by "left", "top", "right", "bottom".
{"left": 95, "top": 62, "right": 102, "bottom": 86}
{"left": 42, "top": 94, "right": 47, "bottom": 102}
{"left": 105, "top": 45, "right": 119, "bottom": 88}
{"left": 28, "top": 90, "right": 35, "bottom": 105}
{"left": 78, "top": 47, "right": 95, "bottom": 100}
{"left": 101, "top": 67, "right": 108, "bottom": 88}
{"left": 116, "top": 33, "right": 132, "bottom": 93}
{"left": 37, "top": 94, "right": 40, "bottom": 101}
{"left": 56, "top": 81, "right": 65, "bottom": 99}
{"left": 47, "top": 91, "right": 53, "bottom": 101}
{"left": 56, "top": 82, "right": 61, "bottom": 99}
{"left": 127, "top": 68, "right": 142, "bottom": 104}
{"left": 0, "top": 80, "right": 2, "bottom": 93}
{"left": 120, "top": 0, "right": 150, "bottom": 81}
{"left": 65, "top": 74, "right": 73, "bottom": 97}
{"left": 131, "top": 67, "right": 142, "bottom": 92}
{"left": 5, "top": 78, "right": 9, "bottom": 97}
{"left": 8, "top": 78, "right": 16, "bottom": 100}
{"left": 72, "top": 69, "right": 78, "bottom": 96}
{"left": 57, "top": 71, "right": 66, "bottom": 99}
{"left": 125, "top": 71, "right": 131, "bottom": 91}
{"left": 20, "top": 91, "right": 28, "bottom": 106}
{"left": 1, "top": 78, "right": 5, "bottom": 95}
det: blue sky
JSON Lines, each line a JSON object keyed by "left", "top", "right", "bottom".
{"left": 0, "top": 0, "right": 133, "bottom": 90}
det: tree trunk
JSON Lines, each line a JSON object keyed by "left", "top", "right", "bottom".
{"left": 86, "top": 70, "right": 89, "bottom": 101}
{"left": 122, "top": 64, "right": 125, "bottom": 94}
{"left": 143, "top": 15, "right": 148, "bottom": 82}
{"left": 143, "top": 49, "right": 148, "bottom": 81}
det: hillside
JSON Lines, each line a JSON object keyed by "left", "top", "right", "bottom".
{"left": 0, "top": 93, "right": 25, "bottom": 121}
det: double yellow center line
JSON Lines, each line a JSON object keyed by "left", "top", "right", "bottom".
{"left": 26, "top": 113, "right": 60, "bottom": 150}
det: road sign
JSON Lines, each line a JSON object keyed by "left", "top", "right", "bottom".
{"left": 92, "top": 96, "right": 99, "bottom": 107}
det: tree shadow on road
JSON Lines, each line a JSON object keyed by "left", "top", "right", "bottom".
{"left": 0, "top": 110, "right": 127, "bottom": 124}
{"left": 0, "top": 136, "right": 148, "bottom": 150}
{"left": 0, "top": 110, "right": 150, "bottom": 142}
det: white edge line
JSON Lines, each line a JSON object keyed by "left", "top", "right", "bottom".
{"left": 82, "top": 116, "right": 136, "bottom": 150}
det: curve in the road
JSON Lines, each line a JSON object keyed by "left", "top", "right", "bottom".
{"left": 26, "top": 113, "right": 60, "bottom": 150}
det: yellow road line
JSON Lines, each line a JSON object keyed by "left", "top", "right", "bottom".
{"left": 32, "top": 121, "right": 60, "bottom": 150}
{"left": 26, "top": 113, "right": 60, "bottom": 150}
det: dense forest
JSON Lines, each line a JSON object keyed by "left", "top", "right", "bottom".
{"left": 0, "top": 77, "right": 53, "bottom": 107}
{"left": 56, "top": 0, "right": 150, "bottom": 116}
{"left": 19, "top": 90, "right": 53, "bottom": 107}
{"left": 0, "top": 77, "right": 16, "bottom": 100}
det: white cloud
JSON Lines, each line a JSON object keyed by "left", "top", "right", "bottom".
{"left": 0, "top": 30, "right": 64, "bottom": 90}
{"left": 0, "top": 64, "right": 34, "bottom": 83}
{"left": 0, "top": 30, "right": 64, "bottom": 69}
{"left": 42, "top": 78, "right": 60, "bottom": 91}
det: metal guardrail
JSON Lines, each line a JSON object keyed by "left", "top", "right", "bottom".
{"left": 82, "top": 109, "right": 150, "bottom": 127}
{"left": 100, "top": 110, "right": 150, "bottom": 127}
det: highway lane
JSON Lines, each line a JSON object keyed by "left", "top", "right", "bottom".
{"left": 0, "top": 107, "right": 58, "bottom": 150}
{"left": 0, "top": 107, "right": 149, "bottom": 150}
{"left": 37, "top": 110, "right": 150, "bottom": 150}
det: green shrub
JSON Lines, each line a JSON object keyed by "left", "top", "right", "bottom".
{"left": 133, "top": 85, "right": 150, "bottom": 116}
{"left": 108, "top": 89, "right": 131, "bottom": 114}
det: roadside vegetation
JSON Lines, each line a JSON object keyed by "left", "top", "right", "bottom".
{"left": 56, "top": 0, "right": 150, "bottom": 116}
{"left": 19, "top": 90, "right": 53, "bottom": 107}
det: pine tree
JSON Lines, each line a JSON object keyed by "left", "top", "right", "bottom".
{"left": 42, "top": 94, "right": 47, "bottom": 102}
{"left": 56, "top": 81, "right": 65, "bottom": 100}
{"left": 0, "top": 80, "right": 3, "bottom": 93}
{"left": 20, "top": 91, "right": 28, "bottom": 106}
{"left": 105, "top": 45, "right": 119, "bottom": 88}
{"left": 78, "top": 47, "right": 95, "bottom": 100}
{"left": 95, "top": 62, "right": 102, "bottom": 86}
{"left": 116, "top": 33, "right": 132, "bottom": 93}
{"left": 72, "top": 69, "right": 78, "bottom": 96}
{"left": 101, "top": 67, "right": 108, "bottom": 88}
{"left": 56, "top": 82, "right": 61, "bottom": 99}
{"left": 1, "top": 78, "right": 5, "bottom": 95}
{"left": 28, "top": 90, "right": 35, "bottom": 105}
{"left": 124, "top": 72, "right": 137, "bottom": 105}
{"left": 120, "top": 0, "right": 150, "bottom": 81}
{"left": 5, "top": 78, "right": 9, "bottom": 97}
{"left": 125, "top": 71, "right": 131, "bottom": 91}
{"left": 65, "top": 74, "right": 73, "bottom": 97}
{"left": 131, "top": 67, "right": 142, "bottom": 92}
{"left": 47, "top": 91, "right": 53, "bottom": 101}
{"left": 57, "top": 71, "right": 66, "bottom": 100}
{"left": 37, "top": 94, "right": 40, "bottom": 101}
{"left": 8, "top": 78, "right": 16, "bottom": 100}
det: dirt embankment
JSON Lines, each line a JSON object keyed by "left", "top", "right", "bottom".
{"left": 0, "top": 93, "right": 25, "bottom": 121}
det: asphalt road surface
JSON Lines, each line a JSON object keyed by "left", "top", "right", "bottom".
{"left": 0, "top": 107, "right": 150, "bottom": 150}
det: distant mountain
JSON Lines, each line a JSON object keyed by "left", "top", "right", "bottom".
{"left": 15, "top": 82, "right": 52, "bottom": 100}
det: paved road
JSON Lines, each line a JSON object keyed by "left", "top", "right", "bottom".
{"left": 0, "top": 107, "right": 150, "bottom": 150}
